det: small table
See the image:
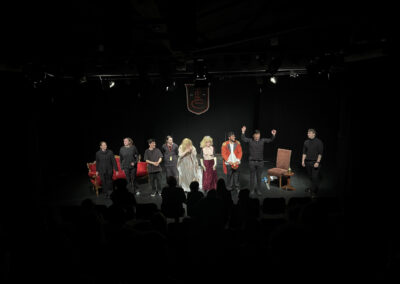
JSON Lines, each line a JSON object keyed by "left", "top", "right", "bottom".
{"left": 282, "top": 171, "right": 296, "bottom": 191}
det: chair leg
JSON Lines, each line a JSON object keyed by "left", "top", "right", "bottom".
{"left": 279, "top": 176, "right": 282, "bottom": 188}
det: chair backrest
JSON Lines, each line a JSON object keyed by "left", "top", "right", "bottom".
{"left": 276, "top": 148, "right": 291, "bottom": 169}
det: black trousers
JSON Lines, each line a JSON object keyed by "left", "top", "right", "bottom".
{"left": 100, "top": 172, "right": 113, "bottom": 195}
{"left": 165, "top": 166, "right": 179, "bottom": 181}
{"left": 149, "top": 172, "right": 162, "bottom": 193}
{"left": 123, "top": 167, "right": 137, "bottom": 190}
{"left": 226, "top": 164, "right": 240, "bottom": 190}
{"left": 249, "top": 161, "right": 264, "bottom": 192}
{"left": 305, "top": 160, "right": 321, "bottom": 193}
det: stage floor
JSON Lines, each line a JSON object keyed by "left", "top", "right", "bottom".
{"left": 43, "top": 156, "right": 338, "bottom": 208}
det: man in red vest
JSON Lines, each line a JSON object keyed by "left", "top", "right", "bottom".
{"left": 221, "top": 131, "right": 243, "bottom": 192}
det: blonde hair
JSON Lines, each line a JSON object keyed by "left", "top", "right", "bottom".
{"left": 180, "top": 138, "right": 193, "bottom": 151}
{"left": 200, "top": 136, "right": 213, "bottom": 148}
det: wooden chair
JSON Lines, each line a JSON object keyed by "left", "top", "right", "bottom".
{"left": 267, "top": 148, "right": 295, "bottom": 190}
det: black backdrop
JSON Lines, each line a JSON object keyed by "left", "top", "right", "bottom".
{"left": 25, "top": 76, "right": 342, "bottom": 177}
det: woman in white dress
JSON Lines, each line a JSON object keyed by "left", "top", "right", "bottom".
{"left": 177, "top": 138, "right": 200, "bottom": 192}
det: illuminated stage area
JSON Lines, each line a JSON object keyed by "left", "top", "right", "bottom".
{"left": 46, "top": 156, "right": 338, "bottom": 208}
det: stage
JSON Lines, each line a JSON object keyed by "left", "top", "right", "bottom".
{"left": 43, "top": 155, "right": 338, "bottom": 209}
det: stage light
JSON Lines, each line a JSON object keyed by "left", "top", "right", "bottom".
{"left": 109, "top": 81, "right": 115, "bottom": 88}
{"left": 194, "top": 58, "right": 208, "bottom": 83}
{"left": 270, "top": 76, "right": 277, "bottom": 84}
{"left": 165, "top": 80, "right": 176, "bottom": 93}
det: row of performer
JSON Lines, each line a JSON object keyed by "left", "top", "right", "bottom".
{"left": 95, "top": 127, "right": 323, "bottom": 197}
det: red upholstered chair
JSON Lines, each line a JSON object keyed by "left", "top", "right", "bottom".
{"left": 87, "top": 162, "right": 101, "bottom": 196}
{"left": 267, "top": 148, "right": 293, "bottom": 189}
{"left": 87, "top": 155, "right": 148, "bottom": 196}
{"left": 136, "top": 159, "right": 148, "bottom": 177}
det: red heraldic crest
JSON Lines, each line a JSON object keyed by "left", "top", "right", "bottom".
{"left": 185, "top": 84, "right": 210, "bottom": 115}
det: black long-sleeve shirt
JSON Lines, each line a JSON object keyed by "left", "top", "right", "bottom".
{"left": 119, "top": 145, "right": 139, "bottom": 170}
{"left": 303, "top": 138, "right": 323, "bottom": 161}
{"left": 161, "top": 143, "right": 179, "bottom": 167}
{"left": 96, "top": 149, "right": 118, "bottom": 174}
{"left": 241, "top": 133, "right": 275, "bottom": 161}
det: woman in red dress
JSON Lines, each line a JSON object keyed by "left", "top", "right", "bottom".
{"left": 200, "top": 136, "right": 218, "bottom": 192}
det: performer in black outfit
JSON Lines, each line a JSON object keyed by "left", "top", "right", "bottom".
{"left": 96, "top": 141, "right": 119, "bottom": 198}
{"left": 119, "top": 137, "right": 139, "bottom": 194}
{"left": 302, "top": 129, "right": 323, "bottom": 196}
{"left": 144, "top": 139, "right": 163, "bottom": 196}
{"left": 241, "top": 126, "right": 276, "bottom": 195}
{"left": 161, "top": 135, "right": 179, "bottom": 182}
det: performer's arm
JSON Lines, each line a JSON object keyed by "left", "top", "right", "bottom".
{"left": 213, "top": 147, "right": 217, "bottom": 170}
{"left": 314, "top": 140, "right": 323, "bottom": 168}
{"left": 144, "top": 151, "right": 154, "bottom": 165}
{"left": 241, "top": 133, "right": 252, "bottom": 143}
{"left": 146, "top": 160, "right": 154, "bottom": 165}
{"left": 111, "top": 152, "right": 119, "bottom": 174}
{"left": 240, "top": 125, "right": 252, "bottom": 143}
{"left": 155, "top": 150, "right": 163, "bottom": 166}
{"left": 261, "top": 129, "right": 277, "bottom": 143}
{"left": 119, "top": 148, "right": 124, "bottom": 165}
{"left": 178, "top": 146, "right": 185, "bottom": 157}
{"left": 179, "top": 146, "right": 191, "bottom": 157}
{"left": 302, "top": 142, "right": 307, "bottom": 167}
{"left": 133, "top": 146, "right": 139, "bottom": 164}
{"left": 95, "top": 152, "right": 100, "bottom": 176}
{"left": 200, "top": 158, "right": 206, "bottom": 171}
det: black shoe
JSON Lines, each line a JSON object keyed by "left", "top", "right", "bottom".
{"left": 305, "top": 188, "right": 311, "bottom": 193}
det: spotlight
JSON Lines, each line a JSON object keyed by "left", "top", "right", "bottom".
{"left": 109, "top": 81, "right": 115, "bottom": 88}
{"left": 270, "top": 76, "right": 277, "bottom": 84}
